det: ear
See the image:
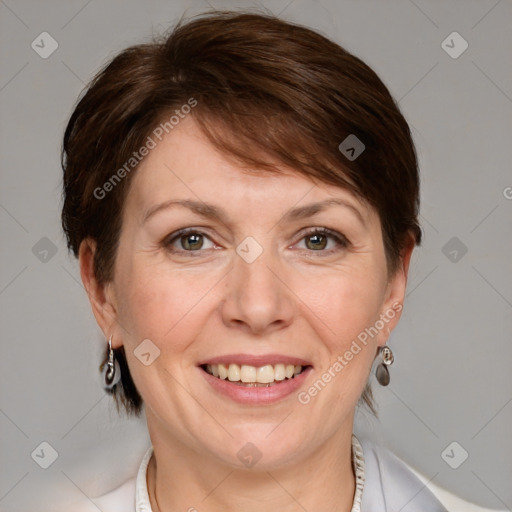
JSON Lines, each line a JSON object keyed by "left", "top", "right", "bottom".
{"left": 78, "top": 238, "right": 123, "bottom": 349}
{"left": 377, "top": 237, "right": 415, "bottom": 346}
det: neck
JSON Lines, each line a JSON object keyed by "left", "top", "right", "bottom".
{"left": 146, "top": 412, "right": 356, "bottom": 512}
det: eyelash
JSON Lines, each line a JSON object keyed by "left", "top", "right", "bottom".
{"left": 163, "top": 227, "right": 350, "bottom": 257}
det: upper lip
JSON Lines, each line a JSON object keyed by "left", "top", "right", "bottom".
{"left": 198, "top": 354, "right": 313, "bottom": 368}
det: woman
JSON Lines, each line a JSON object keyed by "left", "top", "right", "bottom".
{"left": 61, "top": 10, "right": 451, "bottom": 511}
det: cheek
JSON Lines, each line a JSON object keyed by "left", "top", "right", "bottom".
{"left": 302, "top": 269, "right": 386, "bottom": 348}
{"left": 115, "top": 261, "right": 213, "bottom": 355}
{"left": 292, "top": 270, "right": 386, "bottom": 415}
{"left": 309, "top": 278, "right": 385, "bottom": 398}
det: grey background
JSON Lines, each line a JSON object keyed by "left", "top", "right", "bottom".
{"left": 1, "top": 0, "right": 511, "bottom": 510}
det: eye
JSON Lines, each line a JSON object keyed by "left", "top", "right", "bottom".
{"left": 163, "top": 227, "right": 350, "bottom": 257}
{"left": 163, "top": 228, "right": 216, "bottom": 255}
{"left": 295, "top": 228, "right": 349, "bottom": 255}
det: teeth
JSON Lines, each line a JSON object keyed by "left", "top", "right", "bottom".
{"left": 228, "top": 364, "right": 241, "bottom": 382}
{"left": 257, "top": 365, "right": 274, "bottom": 383}
{"left": 274, "top": 364, "right": 285, "bottom": 381}
{"left": 241, "top": 365, "right": 257, "bottom": 383}
{"left": 204, "top": 363, "right": 306, "bottom": 383}
{"left": 218, "top": 363, "right": 228, "bottom": 380}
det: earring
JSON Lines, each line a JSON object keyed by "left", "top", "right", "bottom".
{"left": 102, "top": 335, "right": 121, "bottom": 390}
{"left": 375, "top": 345, "right": 394, "bottom": 386}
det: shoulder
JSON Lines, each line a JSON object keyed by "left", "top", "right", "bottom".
{"left": 93, "top": 446, "right": 153, "bottom": 512}
{"left": 94, "top": 476, "right": 137, "bottom": 511}
{"left": 89, "top": 439, "right": 495, "bottom": 512}
{"left": 357, "top": 436, "right": 495, "bottom": 512}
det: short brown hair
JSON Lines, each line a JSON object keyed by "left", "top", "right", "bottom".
{"left": 61, "top": 10, "right": 421, "bottom": 418}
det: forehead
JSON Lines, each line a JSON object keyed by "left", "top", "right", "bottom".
{"left": 126, "top": 116, "right": 374, "bottom": 226}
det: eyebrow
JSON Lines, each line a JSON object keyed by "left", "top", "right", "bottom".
{"left": 141, "top": 197, "right": 366, "bottom": 228}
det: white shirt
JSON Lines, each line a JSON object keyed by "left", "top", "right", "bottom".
{"left": 90, "top": 435, "right": 495, "bottom": 512}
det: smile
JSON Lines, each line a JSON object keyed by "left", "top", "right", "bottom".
{"left": 198, "top": 355, "right": 313, "bottom": 404}
{"left": 202, "top": 363, "right": 309, "bottom": 387}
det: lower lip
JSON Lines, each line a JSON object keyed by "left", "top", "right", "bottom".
{"left": 200, "top": 367, "right": 313, "bottom": 405}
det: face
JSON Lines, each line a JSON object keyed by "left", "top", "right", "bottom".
{"left": 81, "top": 116, "right": 410, "bottom": 469}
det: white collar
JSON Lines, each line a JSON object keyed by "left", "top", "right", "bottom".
{"left": 135, "top": 434, "right": 365, "bottom": 512}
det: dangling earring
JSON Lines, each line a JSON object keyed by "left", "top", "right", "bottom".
{"left": 375, "top": 345, "right": 394, "bottom": 386}
{"left": 102, "top": 335, "right": 121, "bottom": 390}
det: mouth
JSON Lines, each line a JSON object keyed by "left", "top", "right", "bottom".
{"left": 200, "top": 363, "right": 312, "bottom": 387}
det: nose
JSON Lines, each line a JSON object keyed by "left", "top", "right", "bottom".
{"left": 220, "top": 244, "right": 295, "bottom": 335}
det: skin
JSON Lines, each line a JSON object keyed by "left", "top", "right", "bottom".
{"left": 79, "top": 116, "right": 414, "bottom": 512}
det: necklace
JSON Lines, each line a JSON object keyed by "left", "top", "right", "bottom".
{"left": 145, "top": 435, "right": 364, "bottom": 512}
{"left": 147, "top": 454, "right": 163, "bottom": 512}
